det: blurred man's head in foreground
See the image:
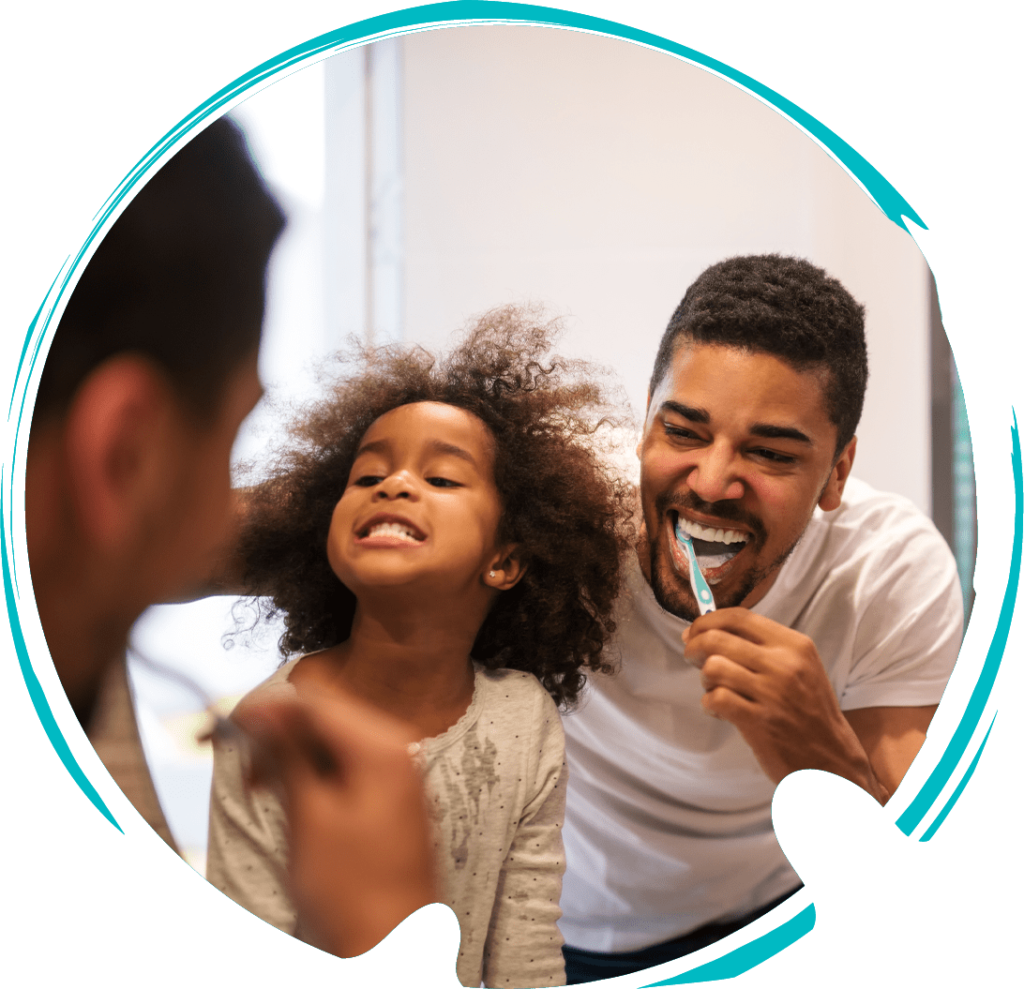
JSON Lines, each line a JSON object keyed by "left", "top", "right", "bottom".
{"left": 27, "top": 117, "right": 285, "bottom": 724}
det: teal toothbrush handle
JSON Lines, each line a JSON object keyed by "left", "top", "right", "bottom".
{"left": 676, "top": 530, "right": 717, "bottom": 615}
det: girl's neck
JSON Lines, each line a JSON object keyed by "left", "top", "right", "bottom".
{"left": 292, "top": 596, "right": 481, "bottom": 741}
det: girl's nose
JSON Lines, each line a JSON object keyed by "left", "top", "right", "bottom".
{"left": 375, "top": 471, "right": 417, "bottom": 499}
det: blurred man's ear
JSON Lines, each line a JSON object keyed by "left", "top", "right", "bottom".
{"left": 63, "top": 355, "right": 187, "bottom": 554}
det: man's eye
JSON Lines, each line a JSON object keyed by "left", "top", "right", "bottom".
{"left": 752, "top": 449, "right": 796, "bottom": 465}
{"left": 426, "top": 476, "right": 460, "bottom": 488}
{"left": 664, "top": 425, "right": 699, "bottom": 440}
{"left": 353, "top": 475, "right": 383, "bottom": 487}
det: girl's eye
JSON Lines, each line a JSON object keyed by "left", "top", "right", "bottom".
{"left": 353, "top": 475, "right": 383, "bottom": 487}
{"left": 426, "top": 476, "right": 461, "bottom": 488}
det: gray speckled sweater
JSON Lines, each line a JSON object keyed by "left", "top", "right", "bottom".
{"left": 207, "top": 660, "right": 567, "bottom": 988}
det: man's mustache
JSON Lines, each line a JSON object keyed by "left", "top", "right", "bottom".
{"left": 654, "top": 492, "right": 767, "bottom": 546}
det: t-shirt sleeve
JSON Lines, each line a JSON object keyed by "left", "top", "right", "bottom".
{"left": 482, "top": 695, "right": 567, "bottom": 989}
{"left": 206, "top": 712, "right": 297, "bottom": 935}
{"left": 840, "top": 518, "right": 964, "bottom": 711}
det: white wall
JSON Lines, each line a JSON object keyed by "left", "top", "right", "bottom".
{"left": 400, "top": 25, "right": 932, "bottom": 513}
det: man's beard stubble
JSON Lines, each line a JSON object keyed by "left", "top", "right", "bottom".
{"left": 643, "top": 477, "right": 835, "bottom": 622}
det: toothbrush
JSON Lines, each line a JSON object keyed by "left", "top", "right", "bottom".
{"left": 674, "top": 521, "right": 717, "bottom": 615}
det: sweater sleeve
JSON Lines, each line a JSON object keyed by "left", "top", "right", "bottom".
{"left": 482, "top": 696, "right": 568, "bottom": 989}
{"left": 206, "top": 714, "right": 298, "bottom": 935}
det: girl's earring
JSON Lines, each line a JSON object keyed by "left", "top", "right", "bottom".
{"left": 489, "top": 571, "right": 497, "bottom": 578}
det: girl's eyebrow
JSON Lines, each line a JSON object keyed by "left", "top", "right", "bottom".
{"left": 354, "top": 437, "right": 479, "bottom": 467}
{"left": 427, "top": 439, "right": 479, "bottom": 467}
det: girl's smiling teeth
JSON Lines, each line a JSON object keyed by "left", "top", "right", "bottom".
{"left": 358, "top": 519, "right": 427, "bottom": 543}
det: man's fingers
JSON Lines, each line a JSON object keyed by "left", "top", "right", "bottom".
{"left": 685, "top": 607, "right": 783, "bottom": 645}
{"left": 233, "top": 700, "right": 338, "bottom": 791}
{"left": 699, "top": 654, "right": 759, "bottom": 702}
{"left": 696, "top": 659, "right": 753, "bottom": 696}
{"left": 295, "top": 695, "right": 423, "bottom": 798}
{"left": 228, "top": 699, "right": 287, "bottom": 773}
{"left": 685, "top": 627, "right": 770, "bottom": 673}
{"left": 701, "top": 685, "right": 757, "bottom": 723}
{"left": 238, "top": 692, "right": 437, "bottom": 960}
{"left": 235, "top": 692, "right": 424, "bottom": 809}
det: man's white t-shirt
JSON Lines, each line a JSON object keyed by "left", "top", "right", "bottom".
{"left": 559, "top": 477, "right": 963, "bottom": 953}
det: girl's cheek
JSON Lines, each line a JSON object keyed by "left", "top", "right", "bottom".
{"left": 325, "top": 504, "right": 354, "bottom": 569}
{"left": 325, "top": 531, "right": 353, "bottom": 585}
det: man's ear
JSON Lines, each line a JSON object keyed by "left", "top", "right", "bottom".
{"left": 63, "top": 355, "right": 185, "bottom": 552}
{"left": 819, "top": 436, "right": 857, "bottom": 512}
{"left": 483, "top": 546, "right": 527, "bottom": 591}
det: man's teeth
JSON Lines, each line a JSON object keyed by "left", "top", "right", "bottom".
{"left": 674, "top": 516, "right": 748, "bottom": 545}
{"left": 674, "top": 515, "right": 747, "bottom": 576}
{"left": 367, "top": 522, "right": 421, "bottom": 542}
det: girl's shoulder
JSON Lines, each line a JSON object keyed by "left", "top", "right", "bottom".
{"left": 470, "top": 665, "right": 563, "bottom": 738}
{"left": 229, "top": 655, "right": 303, "bottom": 722}
{"left": 474, "top": 664, "right": 556, "bottom": 705}
{"left": 464, "top": 667, "right": 565, "bottom": 790}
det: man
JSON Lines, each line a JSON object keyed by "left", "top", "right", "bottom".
{"left": 558, "top": 254, "right": 962, "bottom": 981}
{"left": 26, "top": 117, "right": 434, "bottom": 958}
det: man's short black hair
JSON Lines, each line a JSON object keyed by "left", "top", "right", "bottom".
{"left": 649, "top": 254, "right": 868, "bottom": 456}
{"left": 34, "top": 117, "right": 285, "bottom": 423}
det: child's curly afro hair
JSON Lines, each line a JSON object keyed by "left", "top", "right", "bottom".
{"left": 236, "top": 306, "right": 634, "bottom": 708}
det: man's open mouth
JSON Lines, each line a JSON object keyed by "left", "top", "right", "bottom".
{"left": 671, "top": 511, "right": 749, "bottom": 577}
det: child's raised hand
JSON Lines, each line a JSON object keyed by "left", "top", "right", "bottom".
{"left": 233, "top": 688, "right": 438, "bottom": 957}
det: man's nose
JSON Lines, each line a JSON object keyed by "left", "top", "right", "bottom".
{"left": 687, "top": 443, "right": 744, "bottom": 502}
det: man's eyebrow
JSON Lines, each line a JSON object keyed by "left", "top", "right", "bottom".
{"left": 750, "top": 423, "right": 813, "bottom": 445}
{"left": 658, "top": 403, "right": 814, "bottom": 445}
{"left": 660, "top": 401, "right": 709, "bottom": 424}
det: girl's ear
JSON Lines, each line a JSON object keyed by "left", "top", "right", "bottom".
{"left": 483, "top": 546, "right": 527, "bottom": 591}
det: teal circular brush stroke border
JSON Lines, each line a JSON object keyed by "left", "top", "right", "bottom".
{"left": 6, "top": 1, "right": 1014, "bottom": 982}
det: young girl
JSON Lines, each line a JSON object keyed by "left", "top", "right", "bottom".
{"left": 207, "top": 307, "right": 631, "bottom": 988}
